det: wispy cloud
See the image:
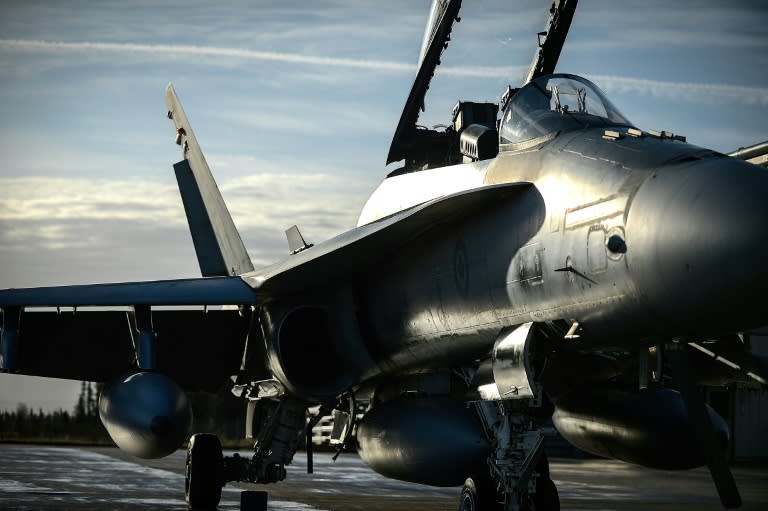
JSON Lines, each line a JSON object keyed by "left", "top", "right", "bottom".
{"left": 590, "top": 74, "right": 768, "bottom": 107}
{"left": 0, "top": 171, "right": 369, "bottom": 286}
{"left": 0, "top": 39, "right": 413, "bottom": 73}
{"left": 0, "top": 38, "right": 515, "bottom": 78}
{"left": 2, "top": 38, "right": 765, "bottom": 107}
{"left": 0, "top": 172, "right": 365, "bottom": 230}
{"left": 0, "top": 177, "right": 184, "bottom": 224}
{"left": 570, "top": 4, "right": 768, "bottom": 51}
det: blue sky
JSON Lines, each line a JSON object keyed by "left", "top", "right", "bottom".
{"left": 1, "top": 0, "right": 767, "bottom": 412}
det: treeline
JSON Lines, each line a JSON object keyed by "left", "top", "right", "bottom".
{"left": 0, "top": 382, "right": 110, "bottom": 444}
{"left": 0, "top": 381, "right": 250, "bottom": 447}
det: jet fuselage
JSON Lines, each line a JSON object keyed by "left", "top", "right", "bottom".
{"left": 274, "top": 126, "right": 768, "bottom": 393}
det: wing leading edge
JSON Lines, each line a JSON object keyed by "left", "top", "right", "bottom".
{"left": 0, "top": 182, "right": 534, "bottom": 308}
{"left": 244, "top": 182, "right": 536, "bottom": 296}
{"left": 0, "top": 277, "right": 257, "bottom": 387}
{"left": 0, "top": 182, "right": 535, "bottom": 387}
{"left": 0, "top": 275, "right": 257, "bottom": 308}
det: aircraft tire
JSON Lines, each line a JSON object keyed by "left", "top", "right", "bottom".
{"left": 185, "top": 433, "right": 223, "bottom": 510}
{"left": 458, "top": 476, "right": 502, "bottom": 511}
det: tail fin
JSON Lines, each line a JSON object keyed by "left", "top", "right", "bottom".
{"left": 165, "top": 83, "right": 254, "bottom": 277}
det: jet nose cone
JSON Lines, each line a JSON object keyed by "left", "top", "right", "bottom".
{"left": 626, "top": 157, "right": 768, "bottom": 334}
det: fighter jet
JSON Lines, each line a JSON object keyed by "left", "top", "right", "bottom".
{"left": 2, "top": 1, "right": 767, "bottom": 510}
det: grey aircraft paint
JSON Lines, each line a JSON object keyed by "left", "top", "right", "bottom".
{"left": 1, "top": 1, "right": 766, "bottom": 510}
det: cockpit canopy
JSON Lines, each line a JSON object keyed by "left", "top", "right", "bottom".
{"left": 499, "top": 74, "right": 632, "bottom": 146}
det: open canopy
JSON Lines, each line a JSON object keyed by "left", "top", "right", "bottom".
{"left": 500, "top": 74, "right": 632, "bottom": 145}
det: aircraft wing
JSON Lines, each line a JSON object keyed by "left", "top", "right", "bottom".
{"left": 729, "top": 139, "right": 768, "bottom": 167}
{"left": 1, "top": 182, "right": 534, "bottom": 390}
{"left": 0, "top": 308, "right": 252, "bottom": 391}
{"left": 0, "top": 276, "right": 256, "bottom": 307}
{"left": 0, "top": 277, "right": 257, "bottom": 390}
{"left": 243, "top": 182, "right": 535, "bottom": 296}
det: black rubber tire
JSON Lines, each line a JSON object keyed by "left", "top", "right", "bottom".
{"left": 533, "top": 477, "right": 560, "bottom": 511}
{"left": 185, "top": 433, "right": 223, "bottom": 510}
{"left": 458, "top": 476, "right": 502, "bottom": 511}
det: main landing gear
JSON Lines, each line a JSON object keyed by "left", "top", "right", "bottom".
{"left": 463, "top": 401, "right": 560, "bottom": 511}
{"left": 184, "top": 395, "right": 307, "bottom": 510}
{"left": 460, "top": 457, "right": 558, "bottom": 511}
{"left": 461, "top": 322, "right": 560, "bottom": 510}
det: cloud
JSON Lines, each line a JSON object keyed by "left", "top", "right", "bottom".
{"left": 206, "top": 96, "right": 398, "bottom": 137}
{"left": 0, "top": 177, "right": 184, "bottom": 223}
{"left": 570, "top": 3, "right": 768, "bottom": 50}
{"left": 590, "top": 74, "right": 768, "bottom": 107}
{"left": 221, "top": 173, "right": 367, "bottom": 231}
{"left": 2, "top": 38, "right": 766, "bottom": 108}
{"left": 0, "top": 38, "right": 517, "bottom": 78}
{"left": 0, "top": 171, "right": 370, "bottom": 287}
{"left": 0, "top": 39, "right": 414, "bottom": 73}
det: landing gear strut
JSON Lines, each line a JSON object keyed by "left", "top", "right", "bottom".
{"left": 459, "top": 403, "right": 560, "bottom": 511}
{"left": 459, "top": 453, "right": 558, "bottom": 511}
{"left": 185, "top": 393, "right": 309, "bottom": 508}
{"left": 464, "top": 322, "right": 560, "bottom": 510}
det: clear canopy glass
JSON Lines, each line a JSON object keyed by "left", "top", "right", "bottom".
{"left": 499, "top": 74, "right": 632, "bottom": 145}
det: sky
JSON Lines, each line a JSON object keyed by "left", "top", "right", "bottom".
{"left": 0, "top": 0, "right": 767, "bottom": 412}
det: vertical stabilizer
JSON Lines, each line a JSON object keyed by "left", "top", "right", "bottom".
{"left": 165, "top": 83, "right": 254, "bottom": 277}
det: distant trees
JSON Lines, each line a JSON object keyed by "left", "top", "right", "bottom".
{"left": 0, "top": 404, "right": 76, "bottom": 442}
{"left": 0, "top": 380, "right": 247, "bottom": 447}
{"left": 0, "top": 381, "right": 109, "bottom": 444}
{"left": 73, "top": 381, "right": 101, "bottom": 422}
{"left": 188, "top": 390, "right": 246, "bottom": 444}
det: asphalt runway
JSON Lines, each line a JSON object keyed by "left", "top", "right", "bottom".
{"left": 0, "top": 444, "right": 766, "bottom": 510}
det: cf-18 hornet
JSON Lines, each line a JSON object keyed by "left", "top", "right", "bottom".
{"left": 2, "top": 1, "right": 767, "bottom": 510}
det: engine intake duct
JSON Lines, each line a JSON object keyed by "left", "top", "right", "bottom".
{"left": 552, "top": 388, "right": 729, "bottom": 470}
{"left": 275, "top": 306, "right": 355, "bottom": 397}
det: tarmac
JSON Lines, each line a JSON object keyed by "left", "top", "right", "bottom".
{"left": 0, "top": 443, "right": 766, "bottom": 510}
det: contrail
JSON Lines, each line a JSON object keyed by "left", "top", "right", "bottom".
{"left": 2, "top": 39, "right": 766, "bottom": 105}
{"left": 591, "top": 74, "right": 768, "bottom": 107}
{"left": 0, "top": 38, "right": 414, "bottom": 72}
{"left": 0, "top": 38, "right": 515, "bottom": 77}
